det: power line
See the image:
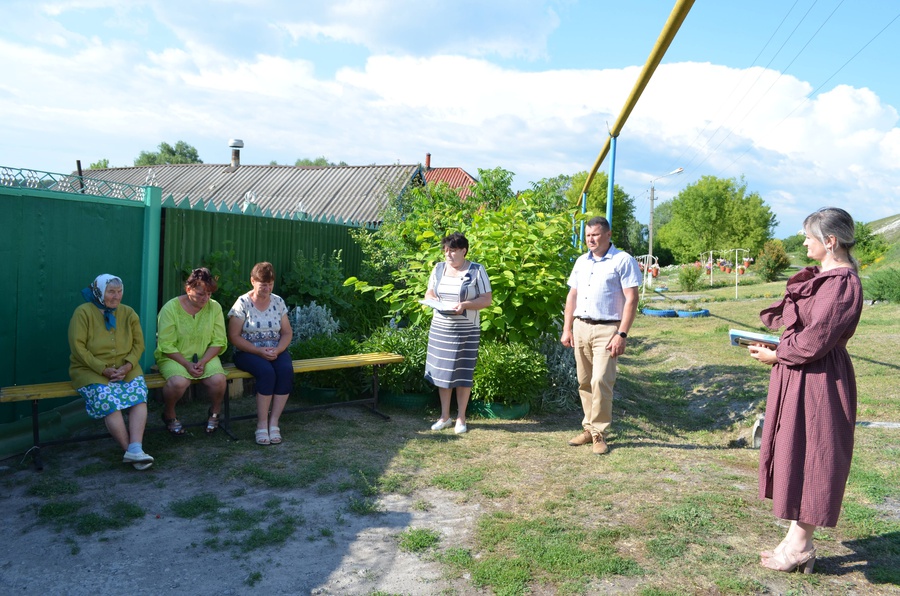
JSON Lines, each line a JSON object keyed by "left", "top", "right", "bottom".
{"left": 715, "top": 6, "right": 900, "bottom": 177}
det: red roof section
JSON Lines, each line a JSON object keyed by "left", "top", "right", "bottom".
{"left": 424, "top": 167, "right": 476, "bottom": 199}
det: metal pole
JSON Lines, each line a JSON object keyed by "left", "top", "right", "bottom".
{"left": 580, "top": 191, "right": 587, "bottom": 248}
{"left": 578, "top": 0, "right": 695, "bottom": 201}
{"left": 646, "top": 182, "right": 655, "bottom": 290}
{"left": 734, "top": 248, "right": 739, "bottom": 300}
{"left": 606, "top": 136, "right": 617, "bottom": 227}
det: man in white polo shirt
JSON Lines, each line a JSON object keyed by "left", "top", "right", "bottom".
{"left": 560, "top": 216, "right": 642, "bottom": 455}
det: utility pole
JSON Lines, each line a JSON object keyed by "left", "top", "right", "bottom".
{"left": 646, "top": 168, "right": 683, "bottom": 288}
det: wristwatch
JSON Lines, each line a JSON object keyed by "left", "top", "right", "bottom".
{"left": 616, "top": 331, "right": 627, "bottom": 339}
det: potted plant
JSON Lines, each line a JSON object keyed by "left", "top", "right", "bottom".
{"left": 358, "top": 325, "right": 437, "bottom": 410}
{"left": 470, "top": 340, "right": 548, "bottom": 418}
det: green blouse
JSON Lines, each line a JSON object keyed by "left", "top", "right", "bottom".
{"left": 68, "top": 302, "right": 145, "bottom": 389}
{"left": 154, "top": 297, "right": 227, "bottom": 379}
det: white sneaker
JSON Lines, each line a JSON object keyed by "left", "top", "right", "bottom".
{"left": 454, "top": 421, "right": 467, "bottom": 434}
{"left": 132, "top": 462, "right": 153, "bottom": 471}
{"left": 431, "top": 418, "right": 454, "bottom": 431}
{"left": 123, "top": 451, "right": 154, "bottom": 464}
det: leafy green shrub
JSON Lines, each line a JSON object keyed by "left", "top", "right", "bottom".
{"left": 281, "top": 248, "right": 351, "bottom": 309}
{"left": 754, "top": 240, "right": 792, "bottom": 282}
{"left": 473, "top": 340, "right": 548, "bottom": 407}
{"left": 347, "top": 203, "right": 578, "bottom": 342}
{"left": 677, "top": 263, "right": 703, "bottom": 292}
{"left": 863, "top": 269, "right": 900, "bottom": 303}
{"left": 289, "top": 301, "right": 339, "bottom": 344}
{"left": 854, "top": 222, "right": 888, "bottom": 267}
{"left": 288, "top": 332, "right": 364, "bottom": 398}
{"left": 358, "top": 325, "right": 432, "bottom": 394}
{"left": 536, "top": 331, "right": 579, "bottom": 412}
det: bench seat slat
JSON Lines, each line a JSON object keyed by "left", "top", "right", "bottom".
{"left": 0, "top": 352, "right": 405, "bottom": 404}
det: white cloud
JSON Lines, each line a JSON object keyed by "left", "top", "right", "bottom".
{"left": 1, "top": 1, "right": 899, "bottom": 235}
{"left": 280, "top": 0, "right": 560, "bottom": 59}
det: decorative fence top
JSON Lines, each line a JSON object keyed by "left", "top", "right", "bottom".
{"left": 0, "top": 166, "right": 145, "bottom": 202}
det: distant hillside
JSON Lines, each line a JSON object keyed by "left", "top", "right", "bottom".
{"left": 864, "top": 213, "right": 900, "bottom": 273}
{"left": 869, "top": 213, "right": 900, "bottom": 244}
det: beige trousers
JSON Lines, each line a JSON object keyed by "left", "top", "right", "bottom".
{"left": 573, "top": 319, "right": 619, "bottom": 437}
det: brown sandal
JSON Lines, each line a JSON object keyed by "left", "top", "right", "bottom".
{"left": 206, "top": 409, "right": 221, "bottom": 434}
{"left": 162, "top": 415, "right": 186, "bottom": 436}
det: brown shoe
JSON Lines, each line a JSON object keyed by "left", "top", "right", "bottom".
{"left": 568, "top": 430, "right": 592, "bottom": 446}
{"left": 592, "top": 434, "right": 609, "bottom": 455}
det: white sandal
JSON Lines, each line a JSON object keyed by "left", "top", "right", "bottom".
{"left": 269, "top": 426, "right": 282, "bottom": 444}
{"left": 255, "top": 428, "right": 270, "bottom": 445}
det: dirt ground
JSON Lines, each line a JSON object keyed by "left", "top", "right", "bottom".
{"left": 0, "top": 406, "right": 486, "bottom": 596}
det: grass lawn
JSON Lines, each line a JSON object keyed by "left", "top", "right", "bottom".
{"left": 4, "top": 294, "right": 898, "bottom": 595}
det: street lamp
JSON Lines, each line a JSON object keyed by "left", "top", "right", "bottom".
{"left": 646, "top": 167, "right": 683, "bottom": 288}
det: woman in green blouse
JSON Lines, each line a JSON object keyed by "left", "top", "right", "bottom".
{"left": 154, "top": 268, "right": 228, "bottom": 435}
{"left": 69, "top": 274, "right": 154, "bottom": 470}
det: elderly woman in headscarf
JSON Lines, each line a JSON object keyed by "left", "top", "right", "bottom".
{"left": 68, "top": 274, "right": 154, "bottom": 470}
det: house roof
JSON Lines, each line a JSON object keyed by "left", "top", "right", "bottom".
{"left": 423, "top": 167, "right": 477, "bottom": 199}
{"left": 81, "top": 163, "right": 424, "bottom": 225}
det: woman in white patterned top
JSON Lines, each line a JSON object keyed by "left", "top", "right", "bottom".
{"left": 228, "top": 262, "right": 293, "bottom": 446}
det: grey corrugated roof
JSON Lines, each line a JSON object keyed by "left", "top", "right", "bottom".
{"left": 80, "top": 163, "right": 424, "bottom": 225}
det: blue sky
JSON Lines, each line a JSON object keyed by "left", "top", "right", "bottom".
{"left": 2, "top": 0, "right": 898, "bottom": 239}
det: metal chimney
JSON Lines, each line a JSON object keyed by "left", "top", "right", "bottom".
{"left": 229, "top": 139, "right": 244, "bottom": 168}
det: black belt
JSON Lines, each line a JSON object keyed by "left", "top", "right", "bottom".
{"left": 575, "top": 317, "right": 620, "bottom": 325}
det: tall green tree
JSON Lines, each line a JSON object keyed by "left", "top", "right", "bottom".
{"left": 564, "top": 171, "right": 638, "bottom": 252}
{"left": 656, "top": 175, "right": 776, "bottom": 263}
{"left": 518, "top": 174, "right": 572, "bottom": 212}
{"left": 134, "top": 141, "right": 202, "bottom": 166}
{"left": 88, "top": 158, "right": 110, "bottom": 169}
{"left": 295, "top": 156, "right": 348, "bottom": 167}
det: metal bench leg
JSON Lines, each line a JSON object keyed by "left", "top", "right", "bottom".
{"left": 31, "top": 400, "right": 44, "bottom": 471}
{"left": 219, "top": 382, "right": 237, "bottom": 440}
{"left": 368, "top": 366, "right": 389, "bottom": 421}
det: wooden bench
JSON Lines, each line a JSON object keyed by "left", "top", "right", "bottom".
{"left": 1, "top": 352, "right": 404, "bottom": 469}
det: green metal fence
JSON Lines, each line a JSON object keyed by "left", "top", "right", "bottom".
{"left": 0, "top": 167, "right": 371, "bottom": 438}
{"left": 160, "top": 209, "right": 364, "bottom": 302}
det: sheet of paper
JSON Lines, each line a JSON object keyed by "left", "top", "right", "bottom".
{"left": 419, "top": 299, "right": 455, "bottom": 313}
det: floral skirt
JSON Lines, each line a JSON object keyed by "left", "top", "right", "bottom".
{"left": 77, "top": 376, "right": 149, "bottom": 420}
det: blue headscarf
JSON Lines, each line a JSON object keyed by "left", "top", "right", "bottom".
{"left": 81, "top": 274, "right": 121, "bottom": 330}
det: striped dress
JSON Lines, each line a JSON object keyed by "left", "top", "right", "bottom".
{"left": 424, "top": 261, "right": 491, "bottom": 388}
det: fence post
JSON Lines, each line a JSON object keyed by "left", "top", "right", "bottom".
{"left": 140, "top": 185, "right": 162, "bottom": 371}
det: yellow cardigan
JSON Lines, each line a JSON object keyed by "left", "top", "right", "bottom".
{"left": 68, "top": 302, "right": 145, "bottom": 389}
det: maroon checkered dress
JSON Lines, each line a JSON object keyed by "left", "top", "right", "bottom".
{"left": 758, "top": 266, "right": 862, "bottom": 527}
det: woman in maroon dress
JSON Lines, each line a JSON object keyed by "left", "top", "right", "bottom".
{"left": 748, "top": 207, "right": 863, "bottom": 573}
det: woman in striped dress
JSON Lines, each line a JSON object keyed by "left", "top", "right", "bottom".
{"left": 424, "top": 232, "right": 492, "bottom": 434}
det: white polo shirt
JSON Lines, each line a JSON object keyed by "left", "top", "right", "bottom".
{"left": 567, "top": 245, "right": 642, "bottom": 321}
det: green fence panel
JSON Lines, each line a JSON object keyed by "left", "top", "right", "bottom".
{"left": 0, "top": 189, "right": 144, "bottom": 424}
{"left": 160, "top": 209, "right": 364, "bottom": 303}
